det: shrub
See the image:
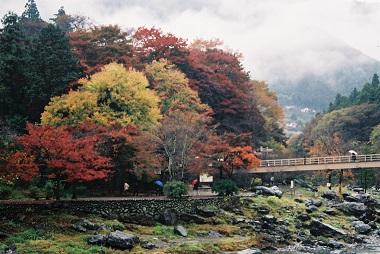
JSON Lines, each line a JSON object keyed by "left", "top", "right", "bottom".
{"left": 0, "top": 184, "right": 12, "bottom": 200}
{"left": 44, "top": 181, "right": 54, "bottom": 199}
{"left": 163, "top": 181, "right": 187, "bottom": 199}
{"left": 250, "top": 177, "right": 262, "bottom": 187}
{"left": 212, "top": 180, "right": 239, "bottom": 196}
{"left": 28, "top": 186, "right": 44, "bottom": 200}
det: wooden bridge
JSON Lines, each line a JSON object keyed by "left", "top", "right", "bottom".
{"left": 251, "top": 154, "right": 380, "bottom": 173}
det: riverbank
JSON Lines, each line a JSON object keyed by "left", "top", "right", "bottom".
{"left": 1, "top": 186, "right": 379, "bottom": 254}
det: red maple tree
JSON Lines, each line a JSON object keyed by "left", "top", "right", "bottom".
{"left": 5, "top": 123, "right": 111, "bottom": 199}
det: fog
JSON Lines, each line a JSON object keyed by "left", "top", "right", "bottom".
{"left": 2, "top": 0, "right": 380, "bottom": 83}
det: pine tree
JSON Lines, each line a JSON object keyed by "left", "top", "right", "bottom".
{"left": 0, "top": 12, "right": 30, "bottom": 127}
{"left": 26, "top": 24, "right": 82, "bottom": 121}
{"left": 372, "top": 73, "right": 379, "bottom": 87}
{"left": 22, "top": 0, "right": 40, "bottom": 20}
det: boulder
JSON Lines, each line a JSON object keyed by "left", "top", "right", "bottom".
{"left": 337, "top": 202, "right": 368, "bottom": 216}
{"left": 253, "top": 186, "right": 283, "bottom": 198}
{"left": 107, "top": 231, "right": 139, "bottom": 250}
{"left": 297, "top": 213, "right": 311, "bottom": 222}
{"left": 356, "top": 194, "right": 378, "bottom": 207}
{"left": 322, "top": 191, "right": 339, "bottom": 201}
{"left": 140, "top": 241, "right": 156, "bottom": 249}
{"left": 326, "top": 240, "right": 344, "bottom": 249}
{"left": 72, "top": 219, "right": 104, "bottom": 232}
{"left": 119, "top": 213, "right": 155, "bottom": 226}
{"left": 180, "top": 213, "right": 208, "bottom": 224}
{"left": 161, "top": 209, "right": 178, "bottom": 226}
{"left": 208, "top": 231, "right": 223, "bottom": 238}
{"left": 72, "top": 224, "right": 87, "bottom": 232}
{"left": 324, "top": 208, "right": 337, "bottom": 216}
{"left": 306, "top": 205, "right": 318, "bottom": 213}
{"left": 196, "top": 206, "right": 217, "bottom": 217}
{"left": 309, "top": 219, "right": 346, "bottom": 237}
{"left": 305, "top": 199, "right": 322, "bottom": 207}
{"left": 174, "top": 225, "right": 188, "bottom": 237}
{"left": 352, "top": 221, "right": 371, "bottom": 235}
{"left": 294, "top": 179, "right": 317, "bottom": 192}
{"left": 342, "top": 193, "right": 360, "bottom": 202}
{"left": 262, "top": 215, "right": 277, "bottom": 224}
{"left": 87, "top": 234, "right": 107, "bottom": 245}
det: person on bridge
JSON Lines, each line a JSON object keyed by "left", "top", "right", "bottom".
{"left": 349, "top": 150, "right": 358, "bottom": 162}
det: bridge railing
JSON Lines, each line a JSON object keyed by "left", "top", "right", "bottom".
{"left": 259, "top": 154, "right": 380, "bottom": 168}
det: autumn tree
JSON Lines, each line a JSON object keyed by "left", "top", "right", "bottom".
{"left": 144, "top": 59, "right": 209, "bottom": 115}
{"left": 70, "top": 25, "right": 132, "bottom": 75}
{"left": 5, "top": 123, "right": 111, "bottom": 199}
{"left": 183, "top": 45, "right": 266, "bottom": 144}
{"left": 153, "top": 111, "right": 208, "bottom": 180}
{"left": 73, "top": 123, "right": 160, "bottom": 194}
{"left": 133, "top": 27, "right": 188, "bottom": 68}
{"left": 42, "top": 63, "right": 161, "bottom": 129}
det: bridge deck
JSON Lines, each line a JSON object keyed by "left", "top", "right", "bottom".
{"left": 250, "top": 154, "right": 380, "bottom": 173}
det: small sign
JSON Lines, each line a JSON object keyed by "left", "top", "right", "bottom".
{"left": 327, "top": 182, "right": 331, "bottom": 188}
{"left": 290, "top": 180, "right": 294, "bottom": 189}
{"left": 200, "top": 173, "right": 213, "bottom": 183}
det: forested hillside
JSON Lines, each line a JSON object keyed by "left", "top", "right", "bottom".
{"left": 0, "top": 1, "right": 285, "bottom": 195}
{"left": 290, "top": 73, "right": 380, "bottom": 157}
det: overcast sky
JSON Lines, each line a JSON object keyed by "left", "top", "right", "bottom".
{"left": 2, "top": 0, "right": 380, "bottom": 83}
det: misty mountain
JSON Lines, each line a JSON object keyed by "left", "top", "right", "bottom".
{"left": 268, "top": 44, "right": 380, "bottom": 110}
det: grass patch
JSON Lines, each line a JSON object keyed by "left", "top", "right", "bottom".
{"left": 152, "top": 224, "right": 175, "bottom": 237}
{"left": 187, "top": 224, "right": 239, "bottom": 237}
{"left": 6, "top": 229, "right": 51, "bottom": 245}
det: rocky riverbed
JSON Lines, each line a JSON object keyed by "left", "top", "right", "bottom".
{"left": 1, "top": 186, "right": 380, "bottom": 253}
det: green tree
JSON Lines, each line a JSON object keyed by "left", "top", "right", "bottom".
{"left": 26, "top": 23, "right": 82, "bottom": 120}
{"left": 22, "top": 0, "right": 40, "bottom": 20}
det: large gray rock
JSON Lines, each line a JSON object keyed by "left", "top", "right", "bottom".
{"left": 353, "top": 221, "right": 372, "bottom": 235}
{"left": 73, "top": 219, "right": 104, "bottom": 232}
{"left": 87, "top": 234, "right": 107, "bottom": 245}
{"left": 161, "top": 209, "right": 178, "bottom": 225}
{"left": 337, "top": 202, "right": 368, "bottom": 216}
{"left": 306, "top": 205, "right": 318, "bottom": 213}
{"left": 294, "top": 179, "right": 317, "bottom": 192}
{"left": 174, "top": 225, "right": 188, "bottom": 237}
{"left": 107, "top": 231, "right": 139, "bottom": 250}
{"left": 322, "top": 191, "right": 339, "bottom": 201}
{"left": 356, "top": 194, "right": 379, "bottom": 207}
{"left": 180, "top": 213, "right": 208, "bottom": 224}
{"left": 305, "top": 199, "right": 322, "bottom": 207}
{"left": 309, "top": 219, "right": 346, "bottom": 237}
{"left": 253, "top": 186, "right": 283, "bottom": 198}
{"left": 324, "top": 207, "right": 337, "bottom": 216}
{"left": 196, "top": 206, "right": 217, "bottom": 217}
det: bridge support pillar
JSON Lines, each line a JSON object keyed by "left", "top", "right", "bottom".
{"left": 327, "top": 171, "right": 332, "bottom": 190}
{"left": 339, "top": 169, "right": 343, "bottom": 194}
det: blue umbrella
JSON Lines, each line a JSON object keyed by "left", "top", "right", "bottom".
{"left": 154, "top": 180, "right": 164, "bottom": 188}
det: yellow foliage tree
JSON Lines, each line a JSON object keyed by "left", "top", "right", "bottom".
{"left": 144, "top": 59, "right": 209, "bottom": 115}
{"left": 42, "top": 63, "right": 161, "bottom": 129}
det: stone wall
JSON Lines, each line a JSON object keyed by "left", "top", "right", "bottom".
{"left": 0, "top": 197, "right": 239, "bottom": 219}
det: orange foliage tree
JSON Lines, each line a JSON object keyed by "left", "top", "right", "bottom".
{"left": 5, "top": 123, "right": 111, "bottom": 199}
